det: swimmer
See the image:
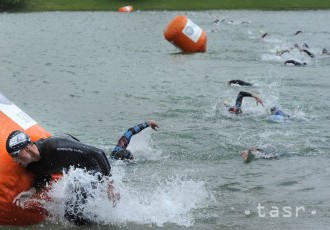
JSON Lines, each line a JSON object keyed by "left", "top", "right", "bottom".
{"left": 301, "top": 49, "right": 315, "bottom": 58}
{"left": 284, "top": 60, "right": 307, "bottom": 66}
{"left": 111, "top": 120, "right": 159, "bottom": 160}
{"left": 212, "top": 19, "right": 220, "bottom": 24}
{"left": 276, "top": 49, "right": 290, "bottom": 56}
{"left": 294, "top": 30, "right": 302, "bottom": 35}
{"left": 6, "top": 130, "right": 118, "bottom": 225}
{"left": 322, "top": 48, "right": 330, "bottom": 55}
{"left": 228, "top": 80, "right": 253, "bottom": 86}
{"left": 303, "top": 43, "right": 309, "bottom": 49}
{"left": 270, "top": 106, "right": 289, "bottom": 117}
{"left": 294, "top": 43, "right": 315, "bottom": 58}
{"left": 261, "top": 32, "right": 268, "bottom": 39}
{"left": 228, "top": 91, "right": 264, "bottom": 114}
{"left": 240, "top": 147, "right": 279, "bottom": 163}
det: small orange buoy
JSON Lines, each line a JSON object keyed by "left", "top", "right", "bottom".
{"left": 164, "top": 15, "right": 207, "bottom": 53}
{"left": 118, "top": 5, "right": 134, "bottom": 13}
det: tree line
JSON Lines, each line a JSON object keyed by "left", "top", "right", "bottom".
{"left": 1, "top": 0, "right": 24, "bottom": 11}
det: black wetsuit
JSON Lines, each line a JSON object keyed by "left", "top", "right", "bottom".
{"left": 294, "top": 30, "right": 302, "bottom": 35}
{"left": 27, "top": 137, "right": 111, "bottom": 226}
{"left": 301, "top": 49, "right": 315, "bottom": 58}
{"left": 261, "top": 33, "right": 268, "bottom": 38}
{"left": 235, "top": 91, "right": 253, "bottom": 109}
{"left": 228, "top": 80, "right": 252, "bottom": 86}
{"left": 284, "top": 60, "right": 307, "bottom": 66}
{"left": 230, "top": 91, "right": 254, "bottom": 114}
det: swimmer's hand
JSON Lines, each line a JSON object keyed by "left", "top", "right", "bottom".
{"left": 13, "top": 187, "right": 36, "bottom": 208}
{"left": 253, "top": 95, "right": 264, "bottom": 107}
{"left": 107, "top": 181, "right": 120, "bottom": 207}
{"left": 147, "top": 120, "right": 159, "bottom": 131}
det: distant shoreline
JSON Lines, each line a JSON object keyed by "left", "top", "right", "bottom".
{"left": 8, "top": 0, "right": 330, "bottom": 12}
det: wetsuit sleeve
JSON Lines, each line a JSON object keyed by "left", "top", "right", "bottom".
{"left": 229, "top": 80, "right": 248, "bottom": 86}
{"left": 112, "top": 122, "right": 149, "bottom": 152}
{"left": 87, "top": 149, "right": 111, "bottom": 176}
{"left": 235, "top": 91, "right": 253, "bottom": 109}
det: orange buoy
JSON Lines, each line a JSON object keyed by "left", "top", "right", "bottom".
{"left": 164, "top": 15, "right": 207, "bottom": 53}
{"left": 0, "top": 92, "right": 51, "bottom": 226}
{"left": 118, "top": 5, "right": 134, "bottom": 13}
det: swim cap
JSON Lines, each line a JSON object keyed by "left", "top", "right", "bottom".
{"left": 270, "top": 106, "right": 276, "bottom": 114}
{"left": 111, "top": 149, "right": 133, "bottom": 160}
{"left": 6, "top": 130, "right": 31, "bottom": 157}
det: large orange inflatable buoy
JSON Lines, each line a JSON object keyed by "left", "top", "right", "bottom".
{"left": 164, "top": 15, "right": 207, "bottom": 53}
{"left": 0, "top": 92, "right": 51, "bottom": 226}
{"left": 118, "top": 5, "right": 134, "bottom": 12}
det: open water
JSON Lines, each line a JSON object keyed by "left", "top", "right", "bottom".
{"left": 1, "top": 10, "right": 330, "bottom": 230}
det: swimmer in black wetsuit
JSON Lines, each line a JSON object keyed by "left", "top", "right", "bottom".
{"left": 284, "top": 60, "right": 307, "bottom": 66}
{"left": 111, "top": 120, "right": 159, "bottom": 160}
{"left": 260, "top": 32, "right": 268, "bottom": 39}
{"left": 322, "top": 48, "right": 330, "bottom": 55}
{"left": 301, "top": 49, "right": 315, "bottom": 58}
{"left": 228, "top": 80, "right": 253, "bottom": 86}
{"left": 228, "top": 91, "right": 264, "bottom": 114}
{"left": 294, "top": 43, "right": 315, "bottom": 58}
{"left": 294, "top": 30, "right": 302, "bottom": 35}
{"left": 276, "top": 49, "right": 290, "bottom": 56}
{"left": 6, "top": 130, "right": 117, "bottom": 226}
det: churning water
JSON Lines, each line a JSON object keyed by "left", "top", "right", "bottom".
{"left": 1, "top": 10, "right": 330, "bottom": 229}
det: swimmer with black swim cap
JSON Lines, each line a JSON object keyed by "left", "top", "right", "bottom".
{"left": 260, "top": 32, "right": 268, "bottom": 39}
{"left": 284, "top": 60, "right": 307, "bottom": 66}
{"left": 294, "top": 43, "right": 315, "bottom": 58}
{"left": 228, "top": 80, "right": 253, "bottom": 86}
{"left": 276, "top": 49, "right": 290, "bottom": 56}
{"left": 6, "top": 130, "right": 116, "bottom": 226}
{"left": 294, "top": 30, "right": 302, "bottom": 35}
{"left": 228, "top": 91, "right": 264, "bottom": 115}
{"left": 322, "top": 48, "right": 330, "bottom": 55}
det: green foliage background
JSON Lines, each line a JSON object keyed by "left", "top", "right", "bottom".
{"left": 3, "top": 0, "right": 330, "bottom": 12}
{"left": 0, "top": 0, "right": 25, "bottom": 11}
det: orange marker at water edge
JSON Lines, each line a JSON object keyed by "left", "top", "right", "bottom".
{"left": 118, "top": 5, "right": 134, "bottom": 12}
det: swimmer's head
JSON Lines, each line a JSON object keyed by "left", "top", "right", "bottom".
{"left": 240, "top": 149, "right": 255, "bottom": 163}
{"left": 229, "top": 107, "right": 242, "bottom": 114}
{"left": 270, "top": 106, "right": 277, "bottom": 114}
{"left": 6, "top": 130, "right": 31, "bottom": 158}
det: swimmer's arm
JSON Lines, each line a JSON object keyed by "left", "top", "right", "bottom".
{"left": 239, "top": 92, "right": 264, "bottom": 107}
{"left": 123, "top": 120, "right": 159, "bottom": 141}
{"left": 250, "top": 93, "right": 264, "bottom": 107}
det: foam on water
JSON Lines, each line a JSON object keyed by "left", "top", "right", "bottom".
{"left": 36, "top": 134, "right": 211, "bottom": 227}
{"left": 40, "top": 168, "right": 210, "bottom": 227}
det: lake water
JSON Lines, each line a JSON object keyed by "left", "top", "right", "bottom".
{"left": 1, "top": 10, "right": 330, "bottom": 230}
